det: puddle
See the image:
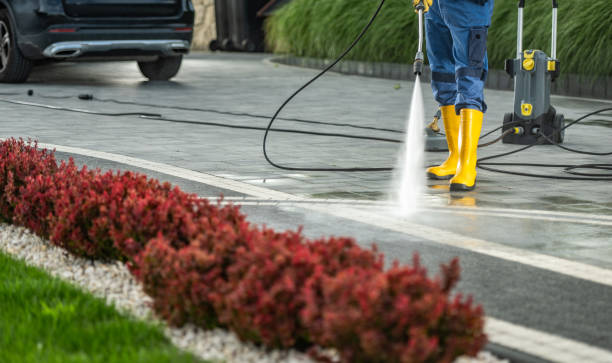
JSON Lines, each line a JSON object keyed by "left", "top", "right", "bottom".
{"left": 538, "top": 196, "right": 591, "bottom": 205}
{"left": 476, "top": 190, "right": 514, "bottom": 196}
{"left": 311, "top": 191, "right": 385, "bottom": 200}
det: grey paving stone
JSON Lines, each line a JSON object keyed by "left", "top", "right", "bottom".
{"left": 0, "top": 52, "right": 609, "bottom": 271}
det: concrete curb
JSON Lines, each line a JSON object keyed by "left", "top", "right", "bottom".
{"left": 486, "top": 343, "right": 552, "bottom": 363}
{"left": 270, "top": 55, "right": 612, "bottom": 100}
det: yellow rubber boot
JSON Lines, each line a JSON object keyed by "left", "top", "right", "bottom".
{"left": 450, "top": 109, "right": 484, "bottom": 192}
{"left": 426, "top": 105, "right": 460, "bottom": 180}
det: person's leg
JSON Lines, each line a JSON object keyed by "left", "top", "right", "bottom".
{"left": 424, "top": 4, "right": 461, "bottom": 180}
{"left": 442, "top": 0, "right": 494, "bottom": 191}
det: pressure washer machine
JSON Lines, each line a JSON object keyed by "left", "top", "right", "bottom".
{"left": 502, "top": 0, "right": 564, "bottom": 145}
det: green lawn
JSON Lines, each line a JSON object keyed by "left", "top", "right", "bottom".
{"left": 0, "top": 252, "right": 205, "bottom": 363}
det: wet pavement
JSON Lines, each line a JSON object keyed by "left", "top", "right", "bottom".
{"left": 1, "top": 52, "right": 612, "bottom": 362}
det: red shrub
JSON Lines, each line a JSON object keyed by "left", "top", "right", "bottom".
{"left": 217, "top": 234, "right": 384, "bottom": 348}
{"left": 138, "top": 236, "right": 222, "bottom": 327}
{"left": 217, "top": 228, "right": 309, "bottom": 347}
{"left": 108, "top": 174, "right": 196, "bottom": 257}
{"left": 301, "top": 257, "right": 486, "bottom": 363}
{"left": 114, "top": 185, "right": 246, "bottom": 266}
{"left": 13, "top": 159, "right": 78, "bottom": 238}
{"left": 0, "top": 139, "right": 57, "bottom": 221}
{"left": 135, "top": 205, "right": 252, "bottom": 327}
{"left": 48, "top": 165, "right": 121, "bottom": 259}
{"left": 0, "top": 138, "right": 488, "bottom": 363}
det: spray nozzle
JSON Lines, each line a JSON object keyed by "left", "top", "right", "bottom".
{"left": 413, "top": 3, "right": 425, "bottom": 76}
{"left": 413, "top": 52, "right": 424, "bottom": 75}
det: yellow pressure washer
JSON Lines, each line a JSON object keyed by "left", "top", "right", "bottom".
{"left": 502, "top": 0, "right": 565, "bottom": 145}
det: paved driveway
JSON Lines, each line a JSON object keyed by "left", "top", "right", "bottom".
{"left": 2, "top": 52, "right": 612, "bottom": 362}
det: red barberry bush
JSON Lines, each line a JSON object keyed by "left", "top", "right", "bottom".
{"left": 136, "top": 207, "right": 252, "bottom": 328}
{"left": 0, "top": 138, "right": 487, "bottom": 363}
{"left": 301, "top": 256, "right": 486, "bottom": 363}
{"left": 0, "top": 139, "right": 57, "bottom": 222}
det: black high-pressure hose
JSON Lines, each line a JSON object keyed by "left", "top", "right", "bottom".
{"left": 261, "top": 0, "right": 390, "bottom": 172}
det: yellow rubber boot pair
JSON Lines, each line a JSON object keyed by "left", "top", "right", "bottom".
{"left": 426, "top": 105, "right": 460, "bottom": 180}
{"left": 450, "top": 109, "right": 484, "bottom": 192}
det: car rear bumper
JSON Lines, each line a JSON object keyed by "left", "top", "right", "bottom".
{"left": 18, "top": 25, "right": 193, "bottom": 60}
{"left": 13, "top": 0, "right": 194, "bottom": 60}
{"left": 42, "top": 39, "right": 190, "bottom": 58}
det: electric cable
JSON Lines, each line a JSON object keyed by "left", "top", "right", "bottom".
{"left": 80, "top": 93, "right": 509, "bottom": 147}
{"left": 89, "top": 93, "right": 508, "bottom": 148}
{"left": 27, "top": 90, "right": 406, "bottom": 135}
{"left": 478, "top": 128, "right": 515, "bottom": 148}
{"left": 477, "top": 107, "right": 612, "bottom": 180}
{"left": 0, "top": 98, "right": 162, "bottom": 118}
{"left": 1, "top": 94, "right": 403, "bottom": 143}
{"left": 140, "top": 115, "right": 401, "bottom": 143}
{"left": 95, "top": 97, "right": 405, "bottom": 134}
{"left": 5, "top": 90, "right": 509, "bottom": 149}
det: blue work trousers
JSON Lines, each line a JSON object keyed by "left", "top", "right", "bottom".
{"left": 425, "top": 0, "right": 495, "bottom": 113}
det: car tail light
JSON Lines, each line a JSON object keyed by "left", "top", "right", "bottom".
{"left": 174, "top": 27, "right": 193, "bottom": 32}
{"left": 49, "top": 28, "right": 77, "bottom": 33}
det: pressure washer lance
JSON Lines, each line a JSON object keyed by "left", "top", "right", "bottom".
{"left": 412, "top": 1, "right": 448, "bottom": 151}
{"left": 413, "top": 1, "right": 425, "bottom": 76}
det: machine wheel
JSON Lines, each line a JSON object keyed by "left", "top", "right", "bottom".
{"left": 553, "top": 113, "right": 565, "bottom": 143}
{"left": 138, "top": 55, "right": 182, "bottom": 81}
{"left": 0, "top": 10, "right": 33, "bottom": 83}
{"left": 241, "top": 39, "right": 256, "bottom": 52}
{"left": 502, "top": 112, "right": 514, "bottom": 143}
{"left": 209, "top": 39, "right": 219, "bottom": 51}
{"left": 220, "top": 38, "right": 233, "bottom": 51}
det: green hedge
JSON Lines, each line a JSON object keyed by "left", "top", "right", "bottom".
{"left": 265, "top": 0, "right": 612, "bottom": 77}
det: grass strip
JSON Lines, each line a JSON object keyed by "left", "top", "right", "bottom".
{"left": 0, "top": 251, "right": 205, "bottom": 363}
{"left": 265, "top": 0, "right": 612, "bottom": 77}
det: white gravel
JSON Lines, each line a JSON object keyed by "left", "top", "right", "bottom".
{"left": 0, "top": 224, "right": 507, "bottom": 363}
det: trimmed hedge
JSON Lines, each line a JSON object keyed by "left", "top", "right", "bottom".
{"left": 0, "top": 138, "right": 487, "bottom": 362}
{"left": 265, "top": 0, "right": 612, "bottom": 77}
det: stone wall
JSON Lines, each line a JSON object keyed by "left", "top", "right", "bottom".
{"left": 192, "top": 0, "right": 216, "bottom": 50}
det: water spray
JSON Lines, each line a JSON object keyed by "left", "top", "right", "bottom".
{"left": 396, "top": 1, "right": 427, "bottom": 214}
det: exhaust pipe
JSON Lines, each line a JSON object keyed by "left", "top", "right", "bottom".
{"left": 53, "top": 49, "right": 81, "bottom": 58}
{"left": 43, "top": 44, "right": 83, "bottom": 58}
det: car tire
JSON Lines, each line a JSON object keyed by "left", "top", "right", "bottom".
{"left": 0, "top": 10, "right": 33, "bottom": 83}
{"left": 138, "top": 55, "right": 182, "bottom": 81}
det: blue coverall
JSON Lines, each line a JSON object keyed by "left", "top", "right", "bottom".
{"left": 425, "top": 0, "right": 495, "bottom": 114}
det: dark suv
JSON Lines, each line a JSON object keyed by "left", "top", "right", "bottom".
{"left": 0, "top": 0, "right": 194, "bottom": 82}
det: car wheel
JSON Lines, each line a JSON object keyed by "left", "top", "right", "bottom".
{"left": 137, "top": 55, "right": 182, "bottom": 81}
{"left": 0, "top": 10, "right": 33, "bottom": 83}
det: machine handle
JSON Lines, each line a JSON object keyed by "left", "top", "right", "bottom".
{"left": 519, "top": 1, "right": 557, "bottom": 9}
{"left": 551, "top": 0, "right": 558, "bottom": 59}
{"left": 516, "top": 1, "right": 524, "bottom": 57}
{"left": 516, "top": 0, "right": 559, "bottom": 59}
